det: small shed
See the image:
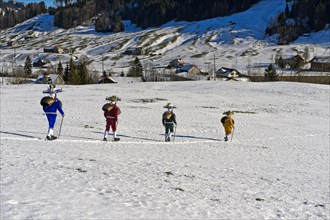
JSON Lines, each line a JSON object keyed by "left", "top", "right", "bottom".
{"left": 123, "top": 47, "right": 145, "bottom": 55}
{"left": 215, "top": 67, "right": 250, "bottom": 81}
{"left": 7, "top": 41, "right": 19, "bottom": 47}
{"left": 177, "top": 65, "right": 201, "bottom": 74}
{"left": 33, "top": 59, "right": 51, "bottom": 68}
{"left": 35, "top": 74, "right": 65, "bottom": 85}
{"left": 97, "top": 76, "right": 117, "bottom": 84}
{"left": 44, "top": 45, "right": 64, "bottom": 54}
{"left": 310, "top": 56, "right": 330, "bottom": 71}
{"left": 24, "top": 36, "right": 34, "bottom": 40}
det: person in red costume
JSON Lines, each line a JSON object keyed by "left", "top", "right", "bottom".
{"left": 103, "top": 101, "right": 120, "bottom": 141}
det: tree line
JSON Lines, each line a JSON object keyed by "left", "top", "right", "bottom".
{"left": 21, "top": 54, "right": 144, "bottom": 85}
{"left": 53, "top": 0, "right": 128, "bottom": 31}
{"left": 52, "top": 0, "right": 260, "bottom": 30}
{"left": 22, "top": 55, "right": 93, "bottom": 85}
{"left": 123, "top": 0, "right": 260, "bottom": 29}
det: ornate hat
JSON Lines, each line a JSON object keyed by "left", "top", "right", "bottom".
{"left": 223, "top": 111, "right": 234, "bottom": 116}
{"left": 163, "top": 102, "right": 176, "bottom": 109}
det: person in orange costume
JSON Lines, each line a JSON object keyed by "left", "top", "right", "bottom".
{"left": 221, "top": 111, "right": 235, "bottom": 142}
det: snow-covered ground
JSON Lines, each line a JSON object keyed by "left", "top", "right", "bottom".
{"left": 1, "top": 81, "right": 329, "bottom": 219}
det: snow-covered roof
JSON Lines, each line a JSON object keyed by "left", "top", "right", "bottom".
{"left": 312, "top": 56, "right": 330, "bottom": 63}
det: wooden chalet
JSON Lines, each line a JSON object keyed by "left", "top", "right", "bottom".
{"left": 33, "top": 59, "right": 51, "bottom": 68}
{"left": 177, "top": 64, "right": 201, "bottom": 74}
{"left": 123, "top": 47, "right": 146, "bottom": 55}
{"left": 44, "top": 45, "right": 64, "bottom": 54}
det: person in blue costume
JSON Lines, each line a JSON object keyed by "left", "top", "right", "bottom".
{"left": 43, "top": 85, "right": 65, "bottom": 140}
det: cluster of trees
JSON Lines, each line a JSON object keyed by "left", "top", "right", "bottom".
{"left": 123, "top": 0, "right": 260, "bottom": 28}
{"left": 23, "top": 55, "right": 93, "bottom": 85}
{"left": 276, "top": 56, "right": 305, "bottom": 69}
{"left": 127, "top": 57, "right": 143, "bottom": 77}
{"left": 52, "top": 0, "right": 260, "bottom": 31}
{"left": 62, "top": 58, "right": 93, "bottom": 84}
{"left": 0, "top": 1, "right": 47, "bottom": 30}
{"left": 266, "top": 0, "right": 330, "bottom": 45}
{"left": 95, "top": 15, "right": 124, "bottom": 32}
{"left": 23, "top": 55, "right": 33, "bottom": 77}
{"left": 53, "top": 0, "right": 126, "bottom": 31}
{"left": 264, "top": 64, "right": 278, "bottom": 81}
{"left": 53, "top": 0, "right": 96, "bottom": 29}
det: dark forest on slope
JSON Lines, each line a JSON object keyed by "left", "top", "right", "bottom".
{"left": 0, "top": 0, "right": 47, "bottom": 30}
{"left": 1, "top": 0, "right": 329, "bottom": 44}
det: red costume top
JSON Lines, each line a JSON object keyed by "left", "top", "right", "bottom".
{"left": 104, "top": 105, "right": 119, "bottom": 121}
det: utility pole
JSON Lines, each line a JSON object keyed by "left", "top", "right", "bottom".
{"left": 1, "top": 51, "right": 2, "bottom": 85}
{"left": 12, "top": 48, "right": 16, "bottom": 76}
{"left": 213, "top": 54, "right": 216, "bottom": 80}
{"left": 1, "top": 61, "right": 3, "bottom": 85}
{"left": 102, "top": 54, "right": 104, "bottom": 75}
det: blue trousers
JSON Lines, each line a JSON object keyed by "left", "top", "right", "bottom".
{"left": 46, "top": 114, "right": 57, "bottom": 129}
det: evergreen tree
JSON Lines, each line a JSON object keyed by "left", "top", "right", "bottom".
{"left": 111, "top": 15, "right": 125, "bottom": 32}
{"left": 23, "top": 55, "right": 32, "bottom": 77}
{"left": 78, "top": 61, "right": 89, "bottom": 84}
{"left": 264, "top": 64, "right": 278, "bottom": 81}
{"left": 127, "top": 57, "right": 143, "bottom": 77}
{"left": 68, "top": 58, "right": 79, "bottom": 84}
{"left": 57, "top": 61, "right": 64, "bottom": 77}
{"left": 95, "top": 15, "right": 111, "bottom": 32}
{"left": 285, "top": 3, "right": 289, "bottom": 17}
{"left": 278, "top": 56, "right": 285, "bottom": 69}
{"left": 63, "top": 64, "right": 69, "bottom": 82}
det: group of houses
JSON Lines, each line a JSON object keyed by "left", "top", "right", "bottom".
{"left": 6, "top": 37, "right": 328, "bottom": 85}
{"left": 165, "top": 58, "right": 249, "bottom": 81}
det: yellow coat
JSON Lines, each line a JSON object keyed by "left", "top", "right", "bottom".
{"left": 223, "top": 117, "right": 235, "bottom": 135}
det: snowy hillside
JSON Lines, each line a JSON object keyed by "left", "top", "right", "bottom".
{"left": 0, "top": 0, "right": 329, "bottom": 76}
{"left": 1, "top": 80, "right": 329, "bottom": 219}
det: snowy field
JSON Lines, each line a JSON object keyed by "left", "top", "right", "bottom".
{"left": 0, "top": 81, "right": 329, "bottom": 219}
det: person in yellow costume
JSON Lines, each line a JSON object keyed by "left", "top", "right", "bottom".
{"left": 221, "top": 111, "right": 235, "bottom": 141}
